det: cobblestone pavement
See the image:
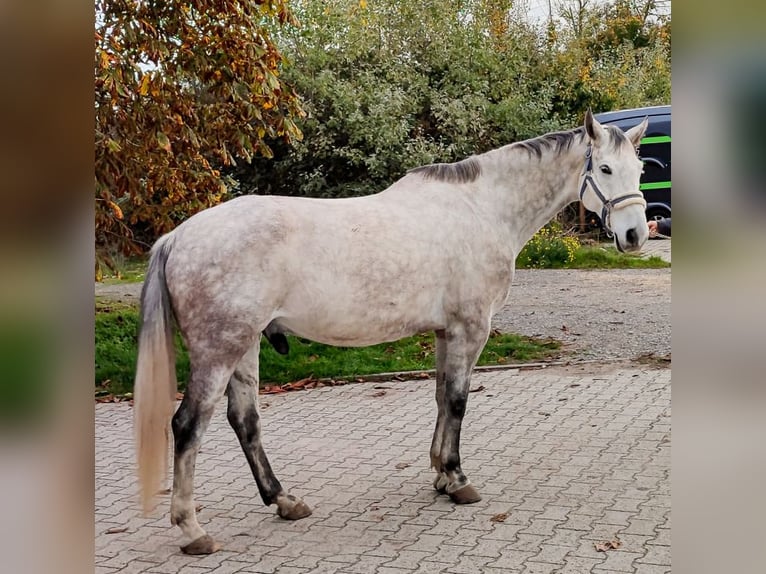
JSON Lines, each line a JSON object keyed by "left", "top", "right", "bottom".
{"left": 96, "top": 364, "right": 670, "bottom": 573}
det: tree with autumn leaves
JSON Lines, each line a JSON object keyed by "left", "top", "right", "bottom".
{"left": 95, "top": 0, "right": 304, "bottom": 273}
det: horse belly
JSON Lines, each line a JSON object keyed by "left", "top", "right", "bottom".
{"left": 276, "top": 294, "right": 444, "bottom": 347}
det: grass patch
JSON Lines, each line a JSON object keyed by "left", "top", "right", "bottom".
{"left": 99, "top": 256, "right": 148, "bottom": 284}
{"left": 564, "top": 245, "right": 669, "bottom": 269}
{"left": 95, "top": 302, "right": 561, "bottom": 397}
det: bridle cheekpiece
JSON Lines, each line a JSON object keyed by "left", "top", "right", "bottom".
{"left": 579, "top": 143, "right": 646, "bottom": 236}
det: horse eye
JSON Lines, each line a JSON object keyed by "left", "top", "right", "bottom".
{"left": 600, "top": 165, "right": 612, "bottom": 175}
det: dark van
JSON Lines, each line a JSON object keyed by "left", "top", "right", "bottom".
{"left": 595, "top": 105, "right": 671, "bottom": 222}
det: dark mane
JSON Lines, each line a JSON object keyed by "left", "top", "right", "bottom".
{"left": 408, "top": 157, "right": 482, "bottom": 184}
{"left": 515, "top": 125, "right": 628, "bottom": 158}
{"left": 408, "top": 124, "right": 631, "bottom": 182}
{"left": 514, "top": 127, "right": 586, "bottom": 158}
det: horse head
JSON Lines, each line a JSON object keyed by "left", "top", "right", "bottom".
{"left": 581, "top": 110, "right": 649, "bottom": 253}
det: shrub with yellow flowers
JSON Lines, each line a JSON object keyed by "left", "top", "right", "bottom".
{"left": 517, "top": 221, "right": 581, "bottom": 269}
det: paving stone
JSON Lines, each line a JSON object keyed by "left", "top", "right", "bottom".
{"left": 595, "top": 550, "right": 644, "bottom": 572}
{"left": 552, "top": 555, "right": 604, "bottom": 573}
{"left": 637, "top": 544, "right": 671, "bottom": 566}
{"left": 530, "top": 544, "right": 572, "bottom": 565}
{"left": 96, "top": 368, "right": 670, "bottom": 574}
{"left": 382, "top": 550, "right": 435, "bottom": 570}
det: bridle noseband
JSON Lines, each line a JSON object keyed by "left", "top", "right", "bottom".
{"left": 579, "top": 143, "right": 646, "bottom": 236}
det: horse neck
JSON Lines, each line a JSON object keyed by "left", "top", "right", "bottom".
{"left": 480, "top": 141, "right": 585, "bottom": 255}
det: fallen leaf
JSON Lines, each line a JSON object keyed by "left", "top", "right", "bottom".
{"left": 417, "top": 372, "right": 429, "bottom": 379}
{"left": 594, "top": 538, "right": 622, "bottom": 552}
{"left": 490, "top": 512, "right": 509, "bottom": 523}
{"left": 395, "top": 462, "right": 410, "bottom": 469}
{"left": 469, "top": 385, "right": 486, "bottom": 393}
{"left": 283, "top": 377, "right": 314, "bottom": 391}
{"left": 372, "top": 390, "right": 387, "bottom": 397}
{"left": 105, "top": 526, "right": 128, "bottom": 534}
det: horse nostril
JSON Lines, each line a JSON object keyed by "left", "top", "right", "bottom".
{"left": 626, "top": 227, "right": 638, "bottom": 245}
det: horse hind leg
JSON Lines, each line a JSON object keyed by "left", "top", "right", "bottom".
{"left": 226, "top": 341, "right": 311, "bottom": 521}
{"left": 170, "top": 362, "right": 234, "bottom": 555}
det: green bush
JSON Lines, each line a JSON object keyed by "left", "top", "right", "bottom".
{"left": 517, "top": 223, "right": 581, "bottom": 269}
{"left": 229, "top": 0, "right": 670, "bottom": 202}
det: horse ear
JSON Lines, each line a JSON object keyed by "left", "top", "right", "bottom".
{"left": 584, "top": 108, "right": 606, "bottom": 144}
{"left": 625, "top": 116, "right": 649, "bottom": 148}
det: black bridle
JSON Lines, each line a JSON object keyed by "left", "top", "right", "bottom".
{"left": 579, "top": 143, "right": 645, "bottom": 236}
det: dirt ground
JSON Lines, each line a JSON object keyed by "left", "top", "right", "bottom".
{"left": 492, "top": 267, "right": 671, "bottom": 363}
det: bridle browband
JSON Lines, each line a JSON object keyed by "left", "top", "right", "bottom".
{"left": 579, "top": 143, "right": 645, "bottom": 236}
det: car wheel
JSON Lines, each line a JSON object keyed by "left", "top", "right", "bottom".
{"left": 646, "top": 206, "right": 671, "bottom": 222}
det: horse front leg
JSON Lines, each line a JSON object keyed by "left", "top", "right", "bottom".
{"left": 430, "top": 330, "right": 449, "bottom": 493}
{"left": 433, "top": 320, "right": 489, "bottom": 504}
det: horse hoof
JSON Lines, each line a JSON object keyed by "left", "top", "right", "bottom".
{"left": 276, "top": 496, "right": 312, "bottom": 520}
{"left": 181, "top": 535, "right": 220, "bottom": 555}
{"left": 449, "top": 484, "right": 482, "bottom": 505}
{"left": 433, "top": 474, "right": 448, "bottom": 494}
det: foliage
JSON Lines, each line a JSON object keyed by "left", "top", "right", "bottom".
{"left": 232, "top": 0, "right": 670, "bottom": 199}
{"left": 95, "top": 300, "right": 561, "bottom": 396}
{"left": 517, "top": 222, "right": 582, "bottom": 269}
{"left": 95, "top": 0, "right": 304, "bottom": 270}
{"left": 94, "top": 0, "right": 671, "bottom": 258}
{"left": 546, "top": 0, "right": 671, "bottom": 119}
{"left": 516, "top": 220, "right": 670, "bottom": 269}
{"left": 233, "top": 0, "right": 567, "bottom": 198}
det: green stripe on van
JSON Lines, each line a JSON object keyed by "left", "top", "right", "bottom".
{"left": 641, "top": 135, "right": 671, "bottom": 144}
{"left": 640, "top": 181, "right": 671, "bottom": 191}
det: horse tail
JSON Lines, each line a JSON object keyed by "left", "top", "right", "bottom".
{"left": 134, "top": 232, "right": 177, "bottom": 514}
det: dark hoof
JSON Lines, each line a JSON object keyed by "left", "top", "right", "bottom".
{"left": 180, "top": 534, "right": 220, "bottom": 555}
{"left": 277, "top": 499, "right": 312, "bottom": 520}
{"left": 449, "top": 484, "right": 482, "bottom": 504}
{"left": 433, "top": 475, "right": 447, "bottom": 494}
